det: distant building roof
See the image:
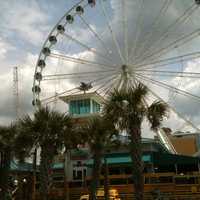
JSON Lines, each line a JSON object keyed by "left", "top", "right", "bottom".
{"left": 86, "top": 152, "right": 200, "bottom": 167}
{"left": 10, "top": 161, "right": 64, "bottom": 172}
{"left": 52, "top": 162, "right": 64, "bottom": 169}
{"left": 173, "top": 131, "right": 200, "bottom": 136}
{"left": 10, "top": 161, "right": 33, "bottom": 172}
{"left": 87, "top": 153, "right": 151, "bottom": 166}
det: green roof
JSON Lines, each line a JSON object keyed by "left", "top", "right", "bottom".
{"left": 87, "top": 152, "right": 200, "bottom": 167}
{"left": 10, "top": 161, "right": 33, "bottom": 172}
{"left": 10, "top": 161, "right": 64, "bottom": 172}
{"left": 87, "top": 154, "right": 151, "bottom": 166}
{"left": 71, "top": 149, "right": 89, "bottom": 157}
{"left": 152, "top": 152, "right": 200, "bottom": 165}
{"left": 52, "top": 162, "right": 64, "bottom": 169}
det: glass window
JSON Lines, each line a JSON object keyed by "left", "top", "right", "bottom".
{"left": 175, "top": 177, "right": 198, "bottom": 184}
{"left": 92, "top": 100, "right": 100, "bottom": 113}
{"left": 145, "top": 176, "right": 173, "bottom": 184}
{"left": 73, "top": 170, "right": 83, "bottom": 180}
{"left": 69, "top": 99, "right": 91, "bottom": 115}
{"left": 159, "top": 176, "right": 173, "bottom": 183}
{"left": 109, "top": 167, "right": 121, "bottom": 175}
{"left": 124, "top": 167, "right": 132, "bottom": 175}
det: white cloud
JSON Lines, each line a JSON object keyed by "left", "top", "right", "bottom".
{"left": 0, "top": 0, "right": 49, "bottom": 46}
{"left": 0, "top": 38, "right": 15, "bottom": 60}
{"left": 1, "top": 0, "right": 200, "bottom": 136}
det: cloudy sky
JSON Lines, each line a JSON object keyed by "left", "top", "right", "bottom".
{"left": 0, "top": 0, "right": 78, "bottom": 124}
{"left": 1, "top": 0, "right": 200, "bottom": 137}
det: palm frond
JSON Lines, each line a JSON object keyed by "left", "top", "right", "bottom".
{"left": 128, "top": 83, "right": 148, "bottom": 105}
{"left": 147, "top": 101, "right": 169, "bottom": 131}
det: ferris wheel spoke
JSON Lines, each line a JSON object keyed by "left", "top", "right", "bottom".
{"left": 99, "top": 0, "right": 125, "bottom": 64}
{"left": 94, "top": 74, "right": 119, "bottom": 95}
{"left": 78, "top": 15, "right": 112, "bottom": 56}
{"left": 128, "top": 0, "right": 145, "bottom": 61}
{"left": 102, "top": 75, "right": 121, "bottom": 97}
{"left": 122, "top": 0, "right": 128, "bottom": 63}
{"left": 42, "top": 72, "right": 119, "bottom": 103}
{"left": 43, "top": 69, "right": 117, "bottom": 78}
{"left": 41, "top": 87, "right": 79, "bottom": 103}
{"left": 135, "top": 70, "right": 200, "bottom": 79}
{"left": 134, "top": 0, "right": 172, "bottom": 61}
{"left": 44, "top": 90, "right": 82, "bottom": 106}
{"left": 42, "top": 71, "right": 117, "bottom": 81}
{"left": 85, "top": 72, "right": 120, "bottom": 94}
{"left": 135, "top": 73, "right": 200, "bottom": 103}
{"left": 135, "top": 77, "right": 200, "bottom": 132}
{"left": 132, "top": 51, "right": 200, "bottom": 70}
{"left": 134, "top": 27, "right": 200, "bottom": 65}
{"left": 136, "top": 3, "right": 197, "bottom": 63}
{"left": 49, "top": 52, "right": 117, "bottom": 69}
{"left": 61, "top": 32, "right": 112, "bottom": 63}
{"left": 89, "top": 71, "right": 119, "bottom": 87}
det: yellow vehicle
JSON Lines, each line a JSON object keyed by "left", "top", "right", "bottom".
{"left": 80, "top": 188, "right": 121, "bottom": 200}
{"left": 80, "top": 194, "right": 89, "bottom": 200}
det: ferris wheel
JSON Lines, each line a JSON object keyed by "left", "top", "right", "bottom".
{"left": 33, "top": 0, "right": 200, "bottom": 135}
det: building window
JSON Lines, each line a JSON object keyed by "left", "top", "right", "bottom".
{"left": 73, "top": 170, "right": 83, "bottom": 180}
{"left": 92, "top": 100, "right": 100, "bottom": 113}
{"left": 83, "top": 169, "right": 87, "bottom": 177}
{"left": 69, "top": 99, "right": 90, "bottom": 115}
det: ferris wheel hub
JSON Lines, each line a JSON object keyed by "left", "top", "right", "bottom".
{"left": 121, "top": 64, "right": 132, "bottom": 75}
{"left": 122, "top": 65, "right": 128, "bottom": 72}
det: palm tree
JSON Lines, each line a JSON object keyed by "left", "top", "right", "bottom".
{"left": 19, "top": 106, "right": 73, "bottom": 200}
{"left": 0, "top": 125, "right": 15, "bottom": 200}
{"left": 13, "top": 124, "right": 35, "bottom": 200}
{"left": 103, "top": 83, "right": 168, "bottom": 200}
{"left": 80, "top": 116, "right": 117, "bottom": 200}
{"left": 63, "top": 124, "right": 81, "bottom": 200}
{"left": 0, "top": 124, "right": 29, "bottom": 200}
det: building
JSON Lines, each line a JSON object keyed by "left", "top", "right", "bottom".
{"left": 49, "top": 139, "right": 200, "bottom": 200}
{"left": 162, "top": 128, "right": 200, "bottom": 156}
{"left": 10, "top": 93, "right": 200, "bottom": 199}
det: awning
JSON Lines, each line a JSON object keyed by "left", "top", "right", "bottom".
{"left": 52, "top": 162, "right": 64, "bottom": 169}
{"left": 152, "top": 152, "right": 200, "bottom": 165}
{"left": 87, "top": 154, "right": 151, "bottom": 166}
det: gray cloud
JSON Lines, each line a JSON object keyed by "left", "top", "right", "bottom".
{"left": 1, "top": 0, "right": 200, "bottom": 136}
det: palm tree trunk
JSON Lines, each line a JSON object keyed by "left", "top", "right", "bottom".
{"left": 130, "top": 127, "right": 144, "bottom": 200}
{"left": 16, "top": 172, "right": 25, "bottom": 200}
{"left": 64, "top": 150, "right": 70, "bottom": 200}
{"left": 90, "top": 151, "right": 102, "bottom": 200}
{"left": 39, "top": 146, "right": 52, "bottom": 200}
{"left": 103, "top": 156, "right": 109, "bottom": 200}
{"left": 0, "top": 149, "right": 11, "bottom": 200}
{"left": 0, "top": 151, "right": 5, "bottom": 199}
{"left": 32, "top": 148, "right": 37, "bottom": 200}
